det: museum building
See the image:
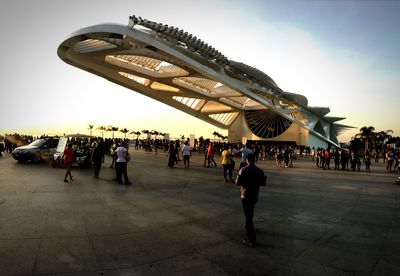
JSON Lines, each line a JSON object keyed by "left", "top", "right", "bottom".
{"left": 58, "top": 15, "right": 352, "bottom": 148}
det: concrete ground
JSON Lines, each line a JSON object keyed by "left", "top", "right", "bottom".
{"left": 0, "top": 150, "right": 399, "bottom": 276}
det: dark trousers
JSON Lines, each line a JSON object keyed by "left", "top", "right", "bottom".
{"left": 242, "top": 198, "right": 257, "bottom": 242}
{"left": 110, "top": 156, "right": 116, "bottom": 168}
{"left": 334, "top": 160, "right": 340, "bottom": 170}
{"left": 223, "top": 164, "right": 233, "bottom": 181}
{"left": 203, "top": 152, "right": 208, "bottom": 166}
{"left": 116, "top": 162, "right": 129, "bottom": 184}
{"left": 325, "top": 159, "right": 330, "bottom": 170}
{"left": 207, "top": 155, "right": 216, "bottom": 167}
{"left": 94, "top": 161, "right": 101, "bottom": 177}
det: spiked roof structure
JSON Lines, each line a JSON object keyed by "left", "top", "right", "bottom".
{"left": 58, "top": 15, "right": 353, "bottom": 146}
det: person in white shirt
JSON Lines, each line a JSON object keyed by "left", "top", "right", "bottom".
{"left": 182, "top": 142, "right": 191, "bottom": 168}
{"left": 115, "top": 142, "right": 131, "bottom": 185}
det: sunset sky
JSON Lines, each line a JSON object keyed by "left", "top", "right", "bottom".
{"left": 1, "top": 0, "right": 399, "bottom": 141}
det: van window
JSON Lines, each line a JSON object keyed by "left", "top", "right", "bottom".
{"left": 50, "top": 139, "right": 59, "bottom": 147}
{"left": 30, "top": 139, "right": 47, "bottom": 147}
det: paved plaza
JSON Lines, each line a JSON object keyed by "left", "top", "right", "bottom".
{"left": 0, "top": 150, "right": 399, "bottom": 276}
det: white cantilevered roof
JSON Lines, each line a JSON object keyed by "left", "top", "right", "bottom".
{"left": 58, "top": 15, "right": 352, "bottom": 146}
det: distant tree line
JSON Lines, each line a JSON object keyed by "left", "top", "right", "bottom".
{"left": 348, "top": 126, "right": 398, "bottom": 154}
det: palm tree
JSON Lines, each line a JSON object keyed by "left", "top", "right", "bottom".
{"left": 355, "top": 126, "right": 375, "bottom": 154}
{"left": 107, "top": 126, "right": 119, "bottom": 139}
{"left": 387, "top": 136, "right": 400, "bottom": 147}
{"left": 88, "top": 124, "right": 94, "bottom": 136}
{"left": 142, "top": 130, "right": 150, "bottom": 139}
{"left": 130, "top": 131, "right": 141, "bottom": 139}
{"left": 375, "top": 130, "right": 392, "bottom": 150}
{"left": 120, "top": 128, "right": 129, "bottom": 140}
{"left": 212, "top": 131, "right": 219, "bottom": 141}
{"left": 350, "top": 137, "right": 363, "bottom": 154}
{"left": 151, "top": 130, "right": 160, "bottom": 139}
{"left": 214, "top": 131, "right": 224, "bottom": 141}
{"left": 96, "top": 126, "right": 107, "bottom": 138}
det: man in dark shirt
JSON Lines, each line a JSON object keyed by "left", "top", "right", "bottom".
{"left": 236, "top": 153, "right": 266, "bottom": 246}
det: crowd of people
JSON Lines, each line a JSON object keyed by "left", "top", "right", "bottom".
{"left": 2, "top": 133, "right": 399, "bottom": 177}
{"left": 311, "top": 147, "right": 400, "bottom": 173}
{"left": 60, "top": 137, "right": 132, "bottom": 184}
{"left": 56, "top": 137, "right": 277, "bottom": 187}
{"left": 2, "top": 131, "right": 400, "bottom": 247}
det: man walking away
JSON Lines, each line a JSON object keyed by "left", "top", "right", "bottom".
{"left": 236, "top": 153, "right": 266, "bottom": 246}
{"left": 239, "top": 143, "right": 253, "bottom": 169}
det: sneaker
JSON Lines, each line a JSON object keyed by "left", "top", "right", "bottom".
{"left": 242, "top": 239, "right": 255, "bottom": 247}
{"left": 64, "top": 179, "right": 68, "bottom": 183}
